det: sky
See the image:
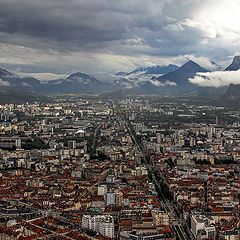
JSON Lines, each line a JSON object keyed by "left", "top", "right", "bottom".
{"left": 0, "top": 0, "right": 240, "bottom": 82}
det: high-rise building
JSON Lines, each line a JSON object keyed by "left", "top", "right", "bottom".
{"left": 82, "top": 215, "right": 114, "bottom": 238}
{"left": 98, "top": 184, "right": 108, "bottom": 196}
{"left": 104, "top": 192, "right": 116, "bottom": 206}
{"left": 68, "top": 140, "right": 76, "bottom": 149}
{"left": 156, "top": 133, "right": 162, "bottom": 144}
{"left": 15, "top": 139, "right": 21, "bottom": 149}
{"left": 106, "top": 175, "right": 116, "bottom": 183}
{"left": 116, "top": 192, "right": 123, "bottom": 206}
{"left": 152, "top": 209, "right": 169, "bottom": 226}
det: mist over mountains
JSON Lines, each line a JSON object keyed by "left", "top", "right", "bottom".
{"left": 0, "top": 56, "right": 240, "bottom": 97}
{"left": 116, "top": 64, "right": 179, "bottom": 76}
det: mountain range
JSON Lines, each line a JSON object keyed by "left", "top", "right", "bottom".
{"left": 135, "top": 60, "right": 208, "bottom": 95}
{"left": 40, "top": 72, "right": 114, "bottom": 94}
{"left": 113, "top": 64, "right": 180, "bottom": 89}
{"left": 0, "top": 56, "right": 240, "bottom": 97}
{"left": 223, "top": 83, "right": 240, "bottom": 105}
{"left": 0, "top": 68, "right": 40, "bottom": 89}
{"left": 116, "top": 64, "right": 179, "bottom": 76}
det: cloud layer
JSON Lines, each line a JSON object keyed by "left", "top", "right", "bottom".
{"left": 189, "top": 70, "right": 240, "bottom": 87}
{"left": 0, "top": 78, "right": 10, "bottom": 86}
{"left": 0, "top": 0, "right": 240, "bottom": 77}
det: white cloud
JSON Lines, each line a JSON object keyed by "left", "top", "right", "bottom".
{"left": 17, "top": 72, "right": 68, "bottom": 81}
{"left": 189, "top": 70, "right": 240, "bottom": 87}
{"left": 182, "top": 0, "right": 240, "bottom": 43}
{"left": 163, "top": 23, "right": 184, "bottom": 32}
{"left": 150, "top": 80, "right": 177, "bottom": 87}
{"left": 0, "top": 78, "right": 10, "bottom": 86}
{"left": 0, "top": 42, "right": 59, "bottom": 65}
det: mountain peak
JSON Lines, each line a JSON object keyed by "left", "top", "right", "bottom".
{"left": 63, "top": 72, "right": 98, "bottom": 86}
{"left": 65, "top": 72, "right": 99, "bottom": 83}
{"left": 0, "top": 67, "right": 40, "bottom": 89}
{"left": 184, "top": 60, "right": 198, "bottom": 66}
{"left": 144, "top": 64, "right": 178, "bottom": 74}
{"left": 178, "top": 60, "right": 207, "bottom": 73}
{"left": 127, "top": 67, "right": 149, "bottom": 75}
{"left": 116, "top": 64, "right": 179, "bottom": 77}
{"left": 225, "top": 56, "right": 240, "bottom": 71}
{"left": 67, "top": 72, "right": 89, "bottom": 78}
{"left": 186, "top": 60, "right": 195, "bottom": 64}
{"left": 0, "top": 68, "right": 15, "bottom": 78}
{"left": 209, "top": 61, "right": 222, "bottom": 71}
{"left": 153, "top": 60, "right": 207, "bottom": 87}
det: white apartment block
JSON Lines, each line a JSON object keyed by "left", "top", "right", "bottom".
{"left": 82, "top": 215, "right": 114, "bottom": 238}
{"left": 191, "top": 212, "right": 216, "bottom": 239}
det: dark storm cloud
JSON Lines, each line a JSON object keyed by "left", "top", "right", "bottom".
{"left": 0, "top": 0, "right": 239, "bottom": 76}
{"left": 0, "top": 0, "right": 164, "bottom": 50}
{"left": 0, "top": 0, "right": 198, "bottom": 54}
{"left": 0, "top": 0, "right": 128, "bottom": 48}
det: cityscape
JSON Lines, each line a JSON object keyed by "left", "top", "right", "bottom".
{"left": 0, "top": 0, "right": 240, "bottom": 239}
{"left": 0, "top": 96, "right": 239, "bottom": 239}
